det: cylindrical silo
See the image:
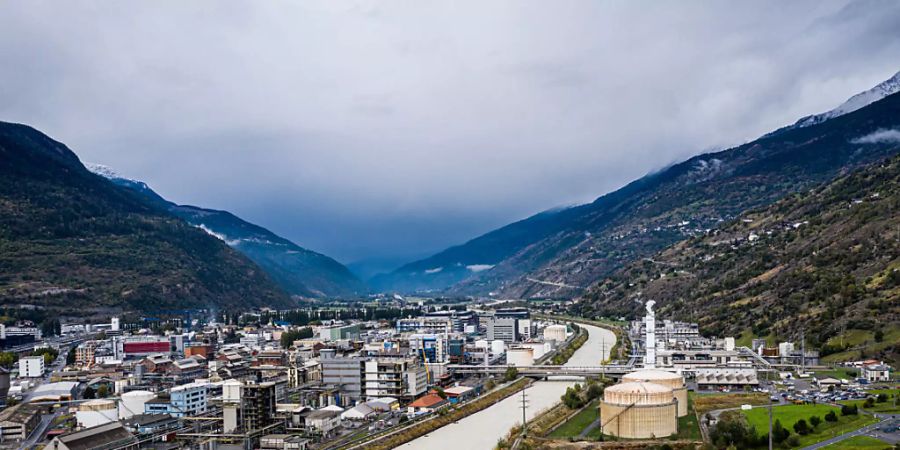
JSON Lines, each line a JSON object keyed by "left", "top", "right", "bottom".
{"left": 77, "top": 399, "right": 118, "bottom": 428}
{"left": 119, "top": 390, "right": 155, "bottom": 419}
{"left": 600, "top": 382, "right": 677, "bottom": 439}
{"left": 622, "top": 369, "right": 688, "bottom": 417}
{"left": 490, "top": 340, "right": 505, "bottom": 355}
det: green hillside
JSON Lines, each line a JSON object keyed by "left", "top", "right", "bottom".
{"left": 580, "top": 155, "right": 900, "bottom": 364}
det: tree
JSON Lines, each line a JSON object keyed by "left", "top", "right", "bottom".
{"left": 877, "top": 393, "right": 888, "bottom": 403}
{"left": 809, "top": 415, "right": 822, "bottom": 428}
{"left": 0, "top": 352, "right": 16, "bottom": 369}
{"left": 83, "top": 386, "right": 96, "bottom": 399}
{"left": 874, "top": 329, "right": 884, "bottom": 343}
{"left": 793, "top": 419, "right": 810, "bottom": 435}
{"left": 97, "top": 384, "right": 109, "bottom": 398}
{"left": 841, "top": 404, "right": 858, "bottom": 415}
{"left": 709, "top": 413, "right": 754, "bottom": 449}
{"left": 434, "top": 387, "right": 447, "bottom": 399}
{"left": 504, "top": 367, "right": 518, "bottom": 382}
{"left": 865, "top": 397, "right": 876, "bottom": 408}
{"left": 772, "top": 419, "right": 790, "bottom": 443}
{"left": 824, "top": 410, "right": 838, "bottom": 422}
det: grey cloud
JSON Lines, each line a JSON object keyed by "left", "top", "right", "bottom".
{"left": 1, "top": 0, "right": 900, "bottom": 265}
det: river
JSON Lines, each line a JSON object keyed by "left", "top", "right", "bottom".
{"left": 399, "top": 323, "right": 616, "bottom": 450}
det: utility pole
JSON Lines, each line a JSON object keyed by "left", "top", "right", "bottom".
{"left": 520, "top": 387, "right": 529, "bottom": 439}
{"left": 801, "top": 329, "right": 806, "bottom": 374}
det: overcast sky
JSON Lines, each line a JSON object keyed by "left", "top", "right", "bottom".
{"left": 2, "top": 1, "right": 900, "bottom": 268}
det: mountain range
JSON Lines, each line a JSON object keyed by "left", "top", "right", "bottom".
{"left": 373, "top": 70, "right": 900, "bottom": 300}
{"left": 85, "top": 164, "right": 367, "bottom": 299}
{"left": 580, "top": 153, "right": 900, "bottom": 365}
{"left": 0, "top": 122, "right": 292, "bottom": 313}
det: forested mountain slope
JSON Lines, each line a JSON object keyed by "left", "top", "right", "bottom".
{"left": 0, "top": 122, "right": 292, "bottom": 313}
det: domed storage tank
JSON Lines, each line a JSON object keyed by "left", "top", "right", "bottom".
{"left": 622, "top": 369, "right": 688, "bottom": 417}
{"left": 77, "top": 399, "right": 118, "bottom": 428}
{"left": 490, "top": 340, "right": 505, "bottom": 355}
{"left": 119, "top": 390, "right": 155, "bottom": 419}
{"left": 600, "top": 382, "right": 677, "bottom": 439}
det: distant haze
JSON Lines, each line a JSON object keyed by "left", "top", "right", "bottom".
{"left": 2, "top": 1, "right": 899, "bottom": 268}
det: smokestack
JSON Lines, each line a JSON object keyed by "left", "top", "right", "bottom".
{"left": 644, "top": 301, "right": 656, "bottom": 369}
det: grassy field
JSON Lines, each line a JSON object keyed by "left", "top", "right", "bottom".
{"left": 840, "top": 388, "right": 900, "bottom": 414}
{"left": 811, "top": 368, "right": 860, "bottom": 380}
{"left": 692, "top": 392, "right": 770, "bottom": 415}
{"left": 548, "top": 400, "right": 598, "bottom": 438}
{"left": 822, "top": 435, "right": 893, "bottom": 449}
{"left": 741, "top": 403, "right": 880, "bottom": 448}
{"left": 676, "top": 394, "right": 702, "bottom": 440}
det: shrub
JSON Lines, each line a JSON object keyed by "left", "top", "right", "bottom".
{"left": 772, "top": 419, "right": 790, "bottom": 443}
{"left": 809, "top": 415, "right": 821, "bottom": 428}
{"left": 825, "top": 410, "right": 838, "bottom": 422}
{"left": 793, "top": 419, "right": 810, "bottom": 435}
{"left": 877, "top": 393, "right": 888, "bottom": 403}
{"left": 786, "top": 435, "right": 801, "bottom": 447}
{"left": 841, "top": 404, "right": 858, "bottom": 415}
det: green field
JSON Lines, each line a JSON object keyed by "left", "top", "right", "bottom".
{"left": 821, "top": 435, "right": 892, "bottom": 449}
{"left": 811, "top": 368, "right": 859, "bottom": 380}
{"left": 676, "top": 396, "right": 702, "bottom": 440}
{"left": 840, "top": 388, "right": 900, "bottom": 414}
{"left": 548, "top": 400, "right": 598, "bottom": 438}
{"left": 741, "top": 403, "right": 880, "bottom": 448}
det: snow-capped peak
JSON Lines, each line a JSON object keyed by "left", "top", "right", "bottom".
{"left": 86, "top": 162, "right": 129, "bottom": 181}
{"left": 793, "top": 70, "right": 900, "bottom": 129}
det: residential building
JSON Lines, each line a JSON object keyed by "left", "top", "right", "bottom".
{"left": 396, "top": 317, "right": 452, "bottom": 334}
{"left": 364, "top": 357, "right": 426, "bottom": 400}
{"left": 170, "top": 382, "right": 209, "bottom": 417}
{"left": 406, "top": 393, "right": 448, "bottom": 414}
{"left": 18, "top": 356, "right": 44, "bottom": 378}
{"left": 864, "top": 364, "right": 891, "bottom": 382}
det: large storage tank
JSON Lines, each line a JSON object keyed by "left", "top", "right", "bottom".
{"left": 119, "top": 390, "right": 155, "bottom": 419}
{"left": 77, "top": 399, "right": 118, "bottom": 428}
{"left": 523, "top": 342, "right": 549, "bottom": 359}
{"left": 474, "top": 339, "right": 489, "bottom": 350}
{"left": 622, "top": 369, "right": 688, "bottom": 417}
{"left": 506, "top": 347, "right": 534, "bottom": 367}
{"left": 490, "top": 340, "right": 505, "bottom": 355}
{"left": 542, "top": 324, "right": 567, "bottom": 343}
{"left": 600, "top": 382, "right": 677, "bottom": 439}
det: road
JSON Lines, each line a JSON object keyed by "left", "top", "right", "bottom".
{"left": 803, "top": 414, "right": 898, "bottom": 449}
{"left": 21, "top": 410, "right": 61, "bottom": 449}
